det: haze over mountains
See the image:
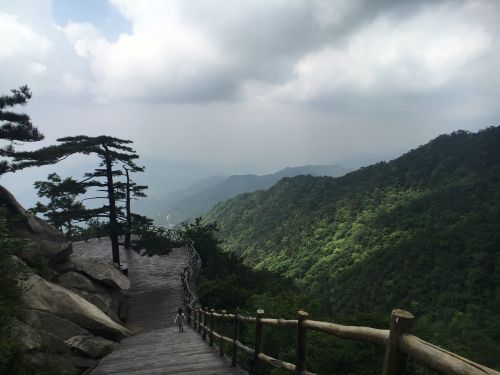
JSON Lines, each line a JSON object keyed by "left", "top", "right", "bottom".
{"left": 136, "top": 164, "right": 351, "bottom": 225}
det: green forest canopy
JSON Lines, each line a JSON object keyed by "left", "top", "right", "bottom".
{"left": 206, "top": 126, "right": 500, "bottom": 369}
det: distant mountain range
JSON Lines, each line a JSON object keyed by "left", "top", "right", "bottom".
{"left": 137, "top": 164, "right": 351, "bottom": 225}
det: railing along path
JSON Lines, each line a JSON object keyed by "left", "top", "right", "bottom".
{"left": 76, "top": 239, "right": 243, "bottom": 375}
{"left": 182, "top": 245, "right": 500, "bottom": 375}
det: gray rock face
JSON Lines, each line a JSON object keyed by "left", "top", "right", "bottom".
{"left": 65, "top": 335, "right": 114, "bottom": 359}
{"left": 21, "top": 273, "right": 132, "bottom": 340}
{"left": 57, "top": 270, "right": 123, "bottom": 322}
{"left": 75, "top": 290, "right": 121, "bottom": 322}
{"left": 66, "top": 255, "right": 130, "bottom": 290}
{"left": 24, "top": 352, "right": 79, "bottom": 375}
{"left": 11, "top": 318, "right": 44, "bottom": 352}
{"left": 21, "top": 309, "right": 91, "bottom": 341}
{"left": 11, "top": 318, "right": 69, "bottom": 354}
{"left": 58, "top": 271, "right": 100, "bottom": 293}
{"left": 0, "top": 185, "right": 72, "bottom": 264}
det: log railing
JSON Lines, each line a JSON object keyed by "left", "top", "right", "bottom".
{"left": 180, "top": 250, "right": 500, "bottom": 375}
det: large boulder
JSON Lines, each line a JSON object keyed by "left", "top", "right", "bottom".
{"left": 0, "top": 185, "right": 72, "bottom": 264}
{"left": 21, "top": 273, "right": 132, "bottom": 340}
{"left": 57, "top": 271, "right": 122, "bottom": 322}
{"left": 75, "top": 289, "right": 121, "bottom": 323}
{"left": 11, "top": 318, "right": 69, "bottom": 354}
{"left": 21, "top": 309, "right": 91, "bottom": 341}
{"left": 57, "top": 271, "right": 101, "bottom": 293}
{"left": 11, "top": 318, "right": 46, "bottom": 352}
{"left": 24, "top": 352, "right": 79, "bottom": 375}
{"left": 63, "top": 255, "right": 130, "bottom": 290}
{"left": 65, "top": 335, "right": 114, "bottom": 359}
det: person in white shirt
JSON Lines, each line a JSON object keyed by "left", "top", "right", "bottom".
{"left": 174, "top": 308, "right": 187, "bottom": 332}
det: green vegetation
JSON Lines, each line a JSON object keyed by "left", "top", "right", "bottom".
{"left": 160, "top": 164, "right": 350, "bottom": 225}
{"left": 0, "top": 85, "right": 44, "bottom": 175}
{"left": 0, "top": 208, "right": 27, "bottom": 373}
{"left": 30, "top": 173, "right": 88, "bottom": 237}
{"left": 205, "top": 127, "right": 500, "bottom": 371}
{"left": 186, "top": 219, "right": 387, "bottom": 374}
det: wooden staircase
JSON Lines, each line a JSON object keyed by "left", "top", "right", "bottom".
{"left": 73, "top": 240, "right": 244, "bottom": 375}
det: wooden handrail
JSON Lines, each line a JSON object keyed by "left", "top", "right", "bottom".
{"left": 180, "top": 246, "right": 500, "bottom": 375}
{"left": 302, "top": 320, "right": 389, "bottom": 347}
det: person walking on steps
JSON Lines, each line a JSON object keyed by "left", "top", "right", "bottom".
{"left": 174, "top": 308, "right": 186, "bottom": 332}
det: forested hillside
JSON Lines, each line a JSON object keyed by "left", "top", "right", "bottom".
{"left": 207, "top": 127, "right": 500, "bottom": 368}
{"left": 163, "top": 164, "right": 350, "bottom": 225}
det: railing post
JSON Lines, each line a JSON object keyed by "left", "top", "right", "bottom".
{"left": 220, "top": 310, "right": 226, "bottom": 357}
{"left": 203, "top": 307, "right": 208, "bottom": 340}
{"left": 209, "top": 308, "right": 215, "bottom": 346}
{"left": 193, "top": 308, "right": 198, "bottom": 330}
{"left": 186, "top": 304, "right": 191, "bottom": 326}
{"left": 198, "top": 307, "right": 203, "bottom": 333}
{"left": 382, "top": 309, "right": 415, "bottom": 375}
{"left": 252, "top": 309, "right": 264, "bottom": 375}
{"left": 232, "top": 307, "right": 240, "bottom": 367}
{"left": 295, "top": 310, "right": 309, "bottom": 375}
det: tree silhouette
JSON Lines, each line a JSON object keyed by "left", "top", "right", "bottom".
{"left": 30, "top": 173, "right": 88, "bottom": 237}
{"left": 0, "top": 86, "right": 44, "bottom": 175}
{"left": 121, "top": 166, "right": 147, "bottom": 248}
{"left": 16, "top": 135, "right": 144, "bottom": 265}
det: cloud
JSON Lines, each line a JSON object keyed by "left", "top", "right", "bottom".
{"left": 56, "top": 0, "right": 497, "bottom": 108}
{"left": 0, "top": 12, "right": 49, "bottom": 61}
{"left": 59, "top": 0, "right": 371, "bottom": 102}
{"left": 257, "top": 3, "right": 491, "bottom": 102}
{"left": 0, "top": 3, "right": 95, "bottom": 101}
{"left": 62, "top": 1, "right": 226, "bottom": 102}
{"left": 0, "top": 0, "right": 499, "bottom": 181}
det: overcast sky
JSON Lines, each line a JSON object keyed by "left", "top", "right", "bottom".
{"left": 1, "top": 0, "right": 499, "bottom": 175}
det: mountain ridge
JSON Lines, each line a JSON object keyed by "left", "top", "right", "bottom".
{"left": 206, "top": 126, "right": 500, "bottom": 368}
{"left": 147, "top": 164, "right": 351, "bottom": 225}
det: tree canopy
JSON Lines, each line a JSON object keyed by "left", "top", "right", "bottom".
{"left": 206, "top": 126, "right": 500, "bottom": 370}
{"left": 0, "top": 86, "right": 43, "bottom": 175}
{"left": 19, "top": 135, "right": 145, "bottom": 264}
{"left": 30, "top": 173, "right": 88, "bottom": 237}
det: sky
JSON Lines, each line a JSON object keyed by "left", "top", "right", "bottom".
{"left": 1, "top": 0, "right": 499, "bottom": 179}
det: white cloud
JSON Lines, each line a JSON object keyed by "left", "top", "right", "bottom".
{"left": 62, "top": 0, "right": 221, "bottom": 101}
{"left": 311, "top": 0, "right": 359, "bottom": 28}
{"left": 0, "top": 12, "right": 49, "bottom": 59}
{"left": 63, "top": 22, "right": 104, "bottom": 58}
{"left": 61, "top": 72, "right": 86, "bottom": 94}
{"left": 29, "top": 62, "right": 47, "bottom": 75}
{"left": 262, "top": 4, "right": 491, "bottom": 102}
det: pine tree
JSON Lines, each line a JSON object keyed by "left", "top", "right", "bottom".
{"left": 121, "top": 166, "right": 147, "bottom": 248}
{"left": 0, "top": 86, "right": 43, "bottom": 175}
{"left": 30, "top": 173, "right": 88, "bottom": 237}
{"left": 60, "top": 136, "right": 144, "bottom": 265}
{"left": 13, "top": 135, "right": 153, "bottom": 265}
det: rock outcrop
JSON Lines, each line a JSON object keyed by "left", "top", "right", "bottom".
{"left": 58, "top": 271, "right": 100, "bottom": 293}
{"left": 65, "top": 335, "right": 115, "bottom": 359}
{"left": 0, "top": 185, "right": 72, "bottom": 264}
{"left": 21, "top": 273, "right": 131, "bottom": 340}
{"left": 62, "top": 255, "right": 130, "bottom": 290}
{"left": 0, "top": 186, "right": 132, "bottom": 374}
{"left": 20, "top": 309, "right": 91, "bottom": 341}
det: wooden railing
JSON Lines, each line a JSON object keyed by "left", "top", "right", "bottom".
{"left": 180, "top": 250, "right": 499, "bottom": 375}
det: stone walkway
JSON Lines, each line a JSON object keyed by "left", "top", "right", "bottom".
{"left": 73, "top": 238, "right": 244, "bottom": 375}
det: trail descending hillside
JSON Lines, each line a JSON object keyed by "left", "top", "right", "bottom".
{"left": 207, "top": 127, "right": 500, "bottom": 369}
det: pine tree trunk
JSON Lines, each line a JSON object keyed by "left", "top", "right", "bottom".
{"left": 124, "top": 167, "right": 131, "bottom": 248}
{"left": 104, "top": 155, "right": 120, "bottom": 265}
